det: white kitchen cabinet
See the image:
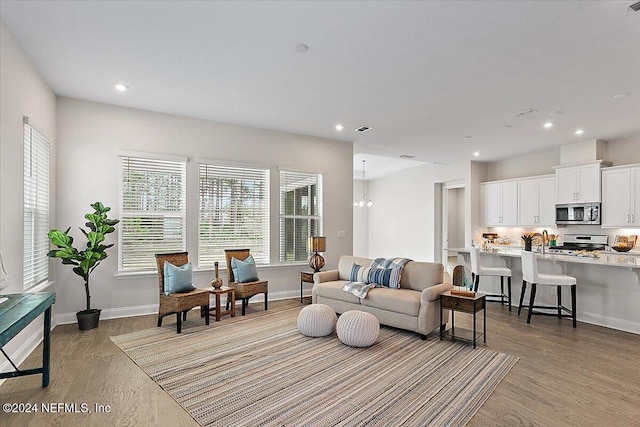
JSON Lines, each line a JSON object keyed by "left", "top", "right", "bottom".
{"left": 555, "top": 162, "right": 603, "bottom": 203}
{"left": 481, "top": 180, "right": 517, "bottom": 226}
{"left": 518, "top": 175, "right": 555, "bottom": 226}
{"left": 602, "top": 164, "right": 640, "bottom": 227}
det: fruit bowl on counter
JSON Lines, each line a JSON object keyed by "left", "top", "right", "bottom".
{"left": 612, "top": 246, "right": 632, "bottom": 253}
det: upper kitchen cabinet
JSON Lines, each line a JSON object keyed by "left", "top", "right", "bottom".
{"left": 554, "top": 161, "right": 606, "bottom": 203}
{"left": 602, "top": 164, "right": 640, "bottom": 227}
{"left": 518, "top": 175, "right": 555, "bottom": 227}
{"left": 481, "top": 180, "right": 518, "bottom": 227}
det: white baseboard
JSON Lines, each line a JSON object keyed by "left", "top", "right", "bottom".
{"left": 578, "top": 311, "right": 640, "bottom": 335}
{"left": 1, "top": 290, "right": 308, "bottom": 386}
{"left": 54, "top": 304, "right": 159, "bottom": 325}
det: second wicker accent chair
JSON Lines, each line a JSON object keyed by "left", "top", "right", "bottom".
{"left": 155, "top": 252, "right": 210, "bottom": 333}
{"left": 224, "top": 249, "right": 268, "bottom": 316}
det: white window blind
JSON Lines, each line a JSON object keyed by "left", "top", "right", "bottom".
{"left": 198, "top": 163, "right": 270, "bottom": 267}
{"left": 279, "top": 170, "right": 323, "bottom": 262}
{"left": 119, "top": 155, "right": 186, "bottom": 272}
{"left": 23, "top": 119, "right": 50, "bottom": 289}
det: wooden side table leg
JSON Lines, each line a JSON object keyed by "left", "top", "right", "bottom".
{"left": 215, "top": 293, "right": 222, "bottom": 321}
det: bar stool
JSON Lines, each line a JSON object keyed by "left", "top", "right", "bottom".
{"left": 469, "top": 247, "right": 512, "bottom": 310}
{"left": 518, "top": 251, "right": 577, "bottom": 327}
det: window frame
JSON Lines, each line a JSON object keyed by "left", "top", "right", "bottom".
{"left": 278, "top": 169, "right": 323, "bottom": 264}
{"left": 23, "top": 117, "right": 51, "bottom": 290}
{"left": 118, "top": 152, "right": 187, "bottom": 273}
{"left": 197, "top": 161, "right": 271, "bottom": 268}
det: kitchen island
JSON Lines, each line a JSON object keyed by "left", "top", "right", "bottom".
{"left": 447, "top": 247, "right": 640, "bottom": 334}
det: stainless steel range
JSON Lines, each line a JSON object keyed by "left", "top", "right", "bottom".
{"left": 548, "top": 234, "right": 608, "bottom": 255}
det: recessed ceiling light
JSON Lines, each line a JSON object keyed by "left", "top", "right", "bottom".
{"left": 473, "top": 152, "right": 480, "bottom": 157}
{"left": 114, "top": 83, "right": 129, "bottom": 92}
{"left": 335, "top": 124, "right": 344, "bottom": 131}
{"left": 574, "top": 129, "right": 585, "bottom": 135}
{"left": 614, "top": 92, "right": 630, "bottom": 99}
{"left": 293, "top": 43, "right": 309, "bottom": 53}
{"left": 501, "top": 125, "right": 512, "bottom": 130}
{"left": 463, "top": 136, "right": 472, "bottom": 140}
{"left": 543, "top": 122, "right": 553, "bottom": 129}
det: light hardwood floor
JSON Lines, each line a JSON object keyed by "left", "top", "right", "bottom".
{"left": 1, "top": 298, "right": 639, "bottom": 426}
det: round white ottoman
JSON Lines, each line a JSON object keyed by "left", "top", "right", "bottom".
{"left": 336, "top": 310, "right": 380, "bottom": 347}
{"left": 297, "top": 304, "right": 337, "bottom": 337}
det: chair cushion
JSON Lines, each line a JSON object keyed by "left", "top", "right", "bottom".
{"left": 163, "top": 261, "right": 196, "bottom": 295}
{"left": 478, "top": 266, "right": 511, "bottom": 277}
{"left": 537, "top": 273, "right": 577, "bottom": 286}
{"left": 231, "top": 255, "right": 259, "bottom": 283}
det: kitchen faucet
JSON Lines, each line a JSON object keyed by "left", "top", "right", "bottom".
{"left": 533, "top": 230, "right": 549, "bottom": 255}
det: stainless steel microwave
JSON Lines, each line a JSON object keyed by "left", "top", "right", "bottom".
{"left": 555, "top": 203, "right": 601, "bottom": 225}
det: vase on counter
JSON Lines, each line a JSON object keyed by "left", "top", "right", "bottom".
{"left": 524, "top": 242, "right": 532, "bottom": 252}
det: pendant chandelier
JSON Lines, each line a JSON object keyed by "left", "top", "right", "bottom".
{"left": 354, "top": 159, "right": 373, "bottom": 207}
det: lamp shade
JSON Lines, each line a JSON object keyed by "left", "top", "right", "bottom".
{"left": 307, "top": 236, "right": 326, "bottom": 253}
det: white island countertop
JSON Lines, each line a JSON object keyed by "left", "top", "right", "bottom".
{"left": 447, "top": 247, "right": 640, "bottom": 269}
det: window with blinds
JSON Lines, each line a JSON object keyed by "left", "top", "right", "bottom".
{"left": 119, "top": 155, "right": 186, "bottom": 272}
{"left": 279, "top": 170, "right": 323, "bottom": 262}
{"left": 23, "top": 119, "right": 51, "bottom": 289}
{"left": 198, "top": 163, "right": 270, "bottom": 267}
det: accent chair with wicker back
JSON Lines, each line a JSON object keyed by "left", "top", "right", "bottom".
{"left": 224, "top": 249, "right": 268, "bottom": 316}
{"left": 155, "top": 252, "right": 210, "bottom": 333}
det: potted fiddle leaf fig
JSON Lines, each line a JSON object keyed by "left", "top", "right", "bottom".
{"left": 48, "top": 202, "right": 119, "bottom": 330}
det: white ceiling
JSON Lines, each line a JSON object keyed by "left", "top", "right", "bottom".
{"left": 2, "top": 1, "right": 639, "bottom": 175}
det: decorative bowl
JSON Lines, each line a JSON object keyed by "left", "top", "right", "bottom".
{"left": 612, "top": 246, "right": 632, "bottom": 253}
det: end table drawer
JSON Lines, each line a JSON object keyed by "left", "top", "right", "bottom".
{"left": 301, "top": 272, "right": 314, "bottom": 283}
{"left": 442, "top": 296, "right": 484, "bottom": 313}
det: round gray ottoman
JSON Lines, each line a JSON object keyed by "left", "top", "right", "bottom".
{"left": 336, "top": 310, "right": 380, "bottom": 347}
{"left": 297, "top": 304, "right": 337, "bottom": 337}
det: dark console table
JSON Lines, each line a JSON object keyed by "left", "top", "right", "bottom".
{"left": 0, "top": 292, "right": 56, "bottom": 387}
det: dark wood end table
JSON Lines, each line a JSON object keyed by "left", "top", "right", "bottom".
{"left": 440, "top": 290, "right": 486, "bottom": 349}
{"left": 207, "top": 287, "right": 235, "bottom": 321}
{"left": 300, "top": 272, "right": 314, "bottom": 303}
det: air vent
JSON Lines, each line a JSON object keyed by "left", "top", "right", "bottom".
{"left": 399, "top": 154, "right": 415, "bottom": 159}
{"left": 355, "top": 126, "right": 372, "bottom": 133}
{"left": 629, "top": 1, "right": 640, "bottom": 11}
{"left": 510, "top": 108, "right": 538, "bottom": 118}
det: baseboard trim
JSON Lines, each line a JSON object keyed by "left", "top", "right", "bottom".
{"left": 1, "top": 290, "right": 309, "bottom": 386}
{"left": 578, "top": 311, "right": 640, "bottom": 335}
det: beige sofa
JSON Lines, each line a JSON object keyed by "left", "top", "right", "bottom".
{"left": 312, "top": 255, "right": 452, "bottom": 338}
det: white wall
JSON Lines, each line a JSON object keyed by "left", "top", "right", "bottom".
{"left": 352, "top": 178, "right": 369, "bottom": 257}
{"left": 53, "top": 97, "right": 353, "bottom": 317}
{"left": 0, "top": 20, "right": 56, "bottom": 375}
{"left": 366, "top": 161, "right": 471, "bottom": 262}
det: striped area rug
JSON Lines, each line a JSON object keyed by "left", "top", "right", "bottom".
{"left": 111, "top": 307, "right": 517, "bottom": 426}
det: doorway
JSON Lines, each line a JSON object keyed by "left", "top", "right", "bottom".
{"left": 443, "top": 184, "right": 465, "bottom": 275}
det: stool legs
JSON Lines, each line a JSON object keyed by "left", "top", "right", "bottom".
{"left": 526, "top": 283, "right": 537, "bottom": 324}
{"left": 557, "top": 286, "right": 562, "bottom": 318}
{"left": 571, "top": 285, "right": 577, "bottom": 328}
{"left": 518, "top": 280, "right": 527, "bottom": 316}
{"left": 507, "top": 276, "right": 512, "bottom": 311}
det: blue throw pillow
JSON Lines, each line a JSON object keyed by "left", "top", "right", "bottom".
{"left": 163, "top": 261, "right": 196, "bottom": 295}
{"left": 231, "top": 255, "right": 259, "bottom": 283}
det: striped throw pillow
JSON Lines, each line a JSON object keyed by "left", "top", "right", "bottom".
{"left": 350, "top": 263, "right": 402, "bottom": 288}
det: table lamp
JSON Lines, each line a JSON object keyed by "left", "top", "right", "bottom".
{"left": 307, "top": 236, "right": 326, "bottom": 273}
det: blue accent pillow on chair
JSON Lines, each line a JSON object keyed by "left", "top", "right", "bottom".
{"left": 163, "top": 261, "right": 196, "bottom": 295}
{"left": 231, "top": 255, "right": 259, "bottom": 283}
